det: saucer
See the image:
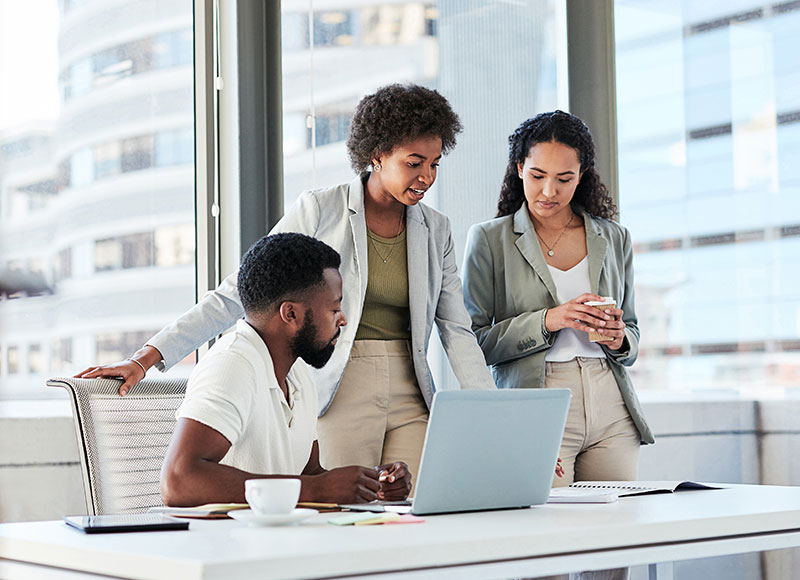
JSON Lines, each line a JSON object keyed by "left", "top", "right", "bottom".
{"left": 229, "top": 508, "right": 317, "bottom": 527}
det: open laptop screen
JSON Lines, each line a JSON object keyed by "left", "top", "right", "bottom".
{"left": 410, "top": 389, "right": 570, "bottom": 515}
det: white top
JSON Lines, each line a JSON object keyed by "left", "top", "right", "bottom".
{"left": 545, "top": 256, "right": 605, "bottom": 362}
{"left": 177, "top": 319, "right": 318, "bottom": 475}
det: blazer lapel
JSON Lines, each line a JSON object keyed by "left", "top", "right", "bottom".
{"left": 347, "top": 176, "right": 369, "bottom": 301}
{"left": 513, "top": 204, "right": 559, "bottom": 304}
{"left": 406, "top": 204, "right": 428, "bottom": 341}
{"left": 583, "top": 211, "right": 608, "bottom": 294}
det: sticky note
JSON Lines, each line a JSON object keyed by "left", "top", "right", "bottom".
{"left": 328, "top": 512, "right": 385, "bottom": 526}
{"left": 383, "top": 514, "right": 425, "bottom": 524}
{"left": 353, "top": 513, "right": 401, "bottom": 526}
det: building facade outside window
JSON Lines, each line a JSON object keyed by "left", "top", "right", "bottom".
{"left": 0, "top": 0, "right": 197, "bottom": 399}
{"left": 616, "top": 0, "right": 800, "bottom": 393}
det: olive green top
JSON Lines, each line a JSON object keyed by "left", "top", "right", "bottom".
{"left": 355, "top": 228, "right": 411, "bottom": 341}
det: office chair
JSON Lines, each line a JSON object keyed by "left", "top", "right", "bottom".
{"left": 47, "top": 376, "right": 187, "bottom": 515}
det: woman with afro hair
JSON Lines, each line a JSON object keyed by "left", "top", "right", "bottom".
{"left": 463, "top": 110, "right": 654, "bottom": 492}
{"left": 79, "top": 84, "right": 495, "bottom": 485}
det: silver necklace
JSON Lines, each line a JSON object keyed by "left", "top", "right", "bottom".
{"left": 369, "top": 210, "right": 405, "bottom": 263}
{"left": 535, "top": 212, "right": 574, "bottom": 257}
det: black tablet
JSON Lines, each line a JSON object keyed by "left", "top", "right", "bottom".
{"left": 63, "top": 514, "right": 190, "bottom": 534}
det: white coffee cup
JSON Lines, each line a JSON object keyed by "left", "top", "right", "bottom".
{"left": 244, "top": 478, "right": 301, "bottom": 515}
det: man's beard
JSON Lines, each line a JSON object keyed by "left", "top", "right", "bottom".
{"left": 291, "top": 310, "right": 338, "bottom": 369}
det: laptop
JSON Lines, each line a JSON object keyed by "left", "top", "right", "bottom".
{"left": 388, "top": 388, "right": 570, "bottom": 515}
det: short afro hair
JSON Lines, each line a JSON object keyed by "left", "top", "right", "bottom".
{"left": 346, "top": 83, "right": 463, "bottom": 173}
{"left": 238, "top": 233, "right": 341, "bottom": 314}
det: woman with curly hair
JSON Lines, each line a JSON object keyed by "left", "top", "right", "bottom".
{"left": 462, "top": 111, "right": 654, "bottom": 494}
{"left": 78, "top": 84, "right": 495, "bottom": 485}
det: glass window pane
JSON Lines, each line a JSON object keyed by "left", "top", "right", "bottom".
{"left": 0, "top": 0, "right": 197, "bottom": 399}
{"left": 616, "top": 1, "right": 800, "bottom": 393}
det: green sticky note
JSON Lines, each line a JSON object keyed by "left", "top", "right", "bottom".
{"left": 353, "top": 512, "right": 401, "bottom": 526}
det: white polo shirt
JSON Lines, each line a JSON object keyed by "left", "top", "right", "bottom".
{"left": 176, "top": 319, "right": 318, "bottom": 475}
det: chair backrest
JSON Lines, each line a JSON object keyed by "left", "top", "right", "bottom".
{"left": 47, "top": 376, "right": 187, "bottom": 515}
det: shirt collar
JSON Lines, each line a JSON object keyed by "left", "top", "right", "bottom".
{"left": 236, "top": 319, "right": 301, "bottom": 397}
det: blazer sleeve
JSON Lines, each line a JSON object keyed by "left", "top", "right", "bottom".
{"left": 601, "top": 226, "right": 639, "bottom": 366}
{"left": 147, "top": 192, "right": 322, "bottom": 370}
{"left": 462, "top": 224, "right": 554, "bottom": 367}
{"left": 433, "top": 219, "right": 496, "bottom": 390}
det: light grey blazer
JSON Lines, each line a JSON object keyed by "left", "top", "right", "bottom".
{"left": 148, "top": 176, "right": 495, "bottom": 415}
{"left": 462, "top": 203, "right": 653, "bottom": 444}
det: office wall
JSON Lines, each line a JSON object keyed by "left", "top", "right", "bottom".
{"left": 0, "top": 401, "right": 83, "bottom": 523}
{"left": 630, "top": 397, "right": 800, "bottom": 580}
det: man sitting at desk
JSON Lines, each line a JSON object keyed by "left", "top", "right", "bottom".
{"left": 161, "top": 233, "right": 411, "bottom": 506}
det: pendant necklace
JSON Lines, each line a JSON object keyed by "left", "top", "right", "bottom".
{"left": 369, "top": 208, "right": 405, "bottom": 263}
{"left": 535, "top": 212, "right": 574, "bottom": 257}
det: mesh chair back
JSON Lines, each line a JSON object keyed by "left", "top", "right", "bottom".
{"left": 47, "top": 377, "right": 187, "bottom": 515}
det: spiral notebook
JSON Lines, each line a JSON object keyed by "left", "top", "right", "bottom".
{"left": 569, "top": 480, "right": 722, "bottom": 497}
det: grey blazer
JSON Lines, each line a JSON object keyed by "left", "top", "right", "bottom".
{"left": 148, "top": 176, "right": 495, "bottom": 414}
{"left": 462, "top": 203, "right": 653, "bottom": 444}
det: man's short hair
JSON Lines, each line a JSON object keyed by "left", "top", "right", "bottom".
{"left": 238, "top": 233, "right": 341, "bottom": 314}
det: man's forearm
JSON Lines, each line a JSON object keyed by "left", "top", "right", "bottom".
{"left": 161, "top": 459, "right": 296, "bottom": 507}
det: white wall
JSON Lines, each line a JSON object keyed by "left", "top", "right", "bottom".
{"left": 0, "top": 399, "right": 84, "bottom": 523}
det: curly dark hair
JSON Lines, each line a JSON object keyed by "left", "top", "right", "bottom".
{"left": 238, "top": 233, "right": 341, "bottom": 314}
{"left": 346, "top": 83, "right": 463, "bottom": 173}
{"left": 496, "top": 111, "right": 617, "bottom": 220}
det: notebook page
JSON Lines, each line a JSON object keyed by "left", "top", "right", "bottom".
{"left": 570, "top": 481, "right": 722, "bottom": 494}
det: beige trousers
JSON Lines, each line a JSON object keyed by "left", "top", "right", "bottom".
{"left": 546, "top": 357, "right": 640, "bottom": 488}
{"left": 317, "top": 340, "right": 428, "bottom": 486}
{"left": 540, "top": 357, "right": 640, "bottom": 580}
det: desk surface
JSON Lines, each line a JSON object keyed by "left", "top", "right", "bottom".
{"left": 2, "top": 484, "right": 800, "bottom": 580}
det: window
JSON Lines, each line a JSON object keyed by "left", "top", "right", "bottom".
{"left": 69, "top": 147, "right": 94, "bottom": 189}
{"left": 6, "top": 346, "right": 19, "bottom": 375}
{"left": 155, "top": 128, "right": 194, "bottom": 167}
{"left": 96, "top": 331, "right": 157, "bottom": 364}
{"left": 0, "top": 0, "right": 197, "bottom": 399}
{"left": 615, "top": 1, "right": 800, "bottom": 393}
{"left": 53, "top": 248, "right": 72, "bottom": 282}
{"left": 50, "top": 338, "right": 73, "bottom": 375}
{"left": 313, "top": 11, "right": 353, "bottom": 47}
{"left": 94, "top": 141, "right": 122, "bottom": 179}
{"left": 155, "top": 224, "right": 194, "bottom": 267}
{"left": 60, "top": 27, "right": 193, "bottom": 103}
{"left": 28, "top": 345, "right": 43, "bottom": 374}
{"left": 94, "top": 233, "right": 155, "bottom": 272}
{"left": 307, "top": 111, "right": 351, "bottom": 149}
{"left": 121, "top": 135, "right": 155, "bottom": 174}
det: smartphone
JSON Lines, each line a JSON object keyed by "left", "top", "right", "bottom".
{"left": 63, "top": 514, "right": 190, "bottom": 534}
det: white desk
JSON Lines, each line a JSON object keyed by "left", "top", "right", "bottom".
{"left": 1, "top": 485, "right": 800, "bottom": 580}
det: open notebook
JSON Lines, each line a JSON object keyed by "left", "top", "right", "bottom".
{"left": 148, "top": 503, "right": 249, "bottom": 519}
{"left": 569, "top": 480, "right": 723, "bottom": 497}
